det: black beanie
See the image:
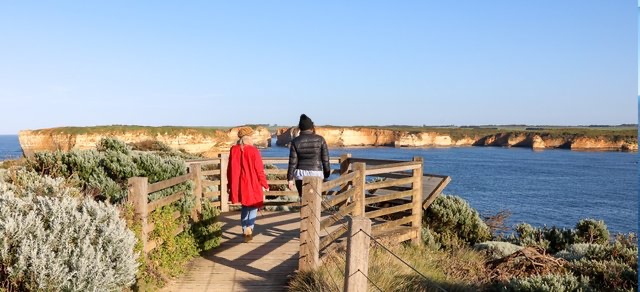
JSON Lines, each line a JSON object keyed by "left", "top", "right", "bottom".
{"left": 298, "top": 114, "right": 314, "bottom": 131}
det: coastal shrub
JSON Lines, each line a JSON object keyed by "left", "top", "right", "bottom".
{"left": 423, "top": 195, "right": 491, "bottom": 248}
{"left": 0, "top": 190, "right": 138, "bottom": 291}
{"left": 148, "top": 206, "right": 200, "bottom": 278}
{"left": 474, "top": 241, "right": 524, "bottom": 260}
{"left": 508, "top": 223, "right": 577, "bottom": 253}
{"left": 97, "top": 137, "right": 131, "bottom": 154}
{"left": 0, "top": 168, "right": 82, "bottom": 198}
{"left": 493, "top": 273, "right": 592, "bottom": 292}
{"left": 575, "top": 219, "right": 609, "bottom": 244}
{"left": 27, "top": 139, "right": 192, "bottom": 204}
{"left": 570, "top": 259, "right": 637, "bottom": 291}
{"left": 555, "top": 243, "right": 606, "bottom": 262}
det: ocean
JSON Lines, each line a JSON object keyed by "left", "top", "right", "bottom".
{"left": 1, "top": 135, "right": 637, "bottom": 234}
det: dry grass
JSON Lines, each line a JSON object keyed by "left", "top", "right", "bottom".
{"left": 288, "top": 243, "right": 490, "bottom": 292}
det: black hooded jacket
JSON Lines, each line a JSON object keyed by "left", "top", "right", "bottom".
{"left": 287, "top": 130, "right": 331, "bottom": 181}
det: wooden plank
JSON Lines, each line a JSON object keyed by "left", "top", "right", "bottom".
{"left": 209, "top": 200, "right": 221, "bottom": 207}
{"left": 148, "top": 173, "right": 193, "bottom": 193}
{"left": 300, "top": 176, "right": 322, "bottom": 271}
{"left": 364, "top": 161, "right": 421, "bottom": 176}
{"left": 372, "top": 216, "right": 413, "bottom": 234}
{"left": 352, "top": 163, "right": 366, "bottom": 216}
{"left": 320, "top": 224, "right": 348, "bottom": 249}
{"left": 202, "top": 180, "right": 221, "bottom": 187}
{"left": 148, "top": 191, "right": 185, "bottom": 211}
{"left": 365, "top": 189, "right": 414, "bottom": 205}
{"left": 185, "top": 158, "right": 220, "bottom": 166}
{"left": 364, "top": 176, "right": 414, "bottom": 191}
{"left": 263, "top": 158, "right": 289, "bottom": 165}
{"left": 265, "top": 168, "right": 288, "bottom": 175}
{"left": 365, "top": 203, "right": 413, "bottom": 219}
{"left": 219, "top": 153, "right": 229, "bottom": 212}
{"left": 322, "top": 171, "right": 357, "bottom": 190}
{"left": 320, "top": 204, "right": 355, "bottom": 229}
{"left": 348, "top": 158, "right": 405, "bottom": 165}
{"left": 267, "top": 180, "right": 289, "bottom": 185}
{"left": 203, "top": 191, "right": 221, "bottom": 198}
{"left": 201, "top": 170, "right": 220, "bottom": 176}
{"left": 265, "top": 190, "right": 299, "bottom": 196}
{"left": 326, "top": 188, "right": 355, "bottom": 208}
{"left": 370, "top": 172, "right": 412, "bottom": 179}
{"left": 423, "top": 176, "right": 451, "bottom": 209}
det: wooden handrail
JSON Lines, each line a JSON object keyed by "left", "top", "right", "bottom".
{"left": 148, "top": 173, "right": 193, "bottom": 193}
{"left": 322, "top": 171, "right": 357, "bottom": 190}
{"left": 364, "top": 176, "right": 414, "bottom": 191}
{"left": 364, "top": 161, "right": 421, "bottom": 175}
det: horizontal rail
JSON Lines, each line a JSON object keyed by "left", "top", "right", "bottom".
{"left": 201, "top": 170, "right": 220, "bottom": 176}
{"left": 185, "top": 158, "right": 220, "bottom": 166}
{"left": 320, "top": 204, "right": 356, "bottom": 229}
{"left": 265, "top": 169, "right": 287, "bottom": 175}
{"left": 264, "top": 190, "right": 299, "bottom": 196}
{"left": 320, "top": 224, "right": 348, "bottom": 249}
{"left": 348, "top": 158, "right": 405, "bottom": 165}
{"left": 263, "top": 157, "right": 340, "bottom": 165}
{"left": 364, "top": 161, "right": 421, "bottom": 176}
{"left": 364, "top": 176, "right": 414, "bottom": 191}
{"left": 366, "top": 203, "right": 413, "bottom": 219}
{"left": 202, "top": 180, "right": 220, "bottom": 187}
{"left": 372, "top": 216, "right": 413, "bottom": 234}
{"left": 267, "top": 180, "right": 288, "bottom": 185}
{"left": 148, "top": 173, "right": 193, "bottom": 193}
{"left": 148, "top": 191, "right": 185, "bottom": 211}
{"left": 203, "top": 191, "right": 221, "bottom": 198}
{"left": 325, "top": 188, "right": 355, "bottom": 208}
{"left": 365, "top": 189, "right": 414, "bottom": 205}
{"left": 322, "top": 171, "right": 357, "bottom": 190}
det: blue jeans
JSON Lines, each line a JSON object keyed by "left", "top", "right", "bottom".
{"left": 241, "top": 206, "right": 258, "bottom": 232}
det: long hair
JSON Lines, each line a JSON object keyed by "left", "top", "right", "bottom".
{"left": 237, "top": 136, "right": 251, "bottom": 151}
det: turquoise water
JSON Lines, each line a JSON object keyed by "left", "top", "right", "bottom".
{"left": 1, "top": 135, "right": 637, "bottom": 233}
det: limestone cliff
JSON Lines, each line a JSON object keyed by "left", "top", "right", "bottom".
{"left": 19, "top": 126, "right": 271, "bottom": 158}
{"left": 276, "top": 127, "right": 638, "bottom": 151}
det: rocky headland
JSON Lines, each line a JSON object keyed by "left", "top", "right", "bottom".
{"left": 276, "top": 127, "right": 638, "bottom": 151}
{"left": 19, "top": 126, "right": 272, "bottom": 158}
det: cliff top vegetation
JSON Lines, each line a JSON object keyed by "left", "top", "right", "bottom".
{"left": 24, "top": 125, "right": 267, "bottom": 136}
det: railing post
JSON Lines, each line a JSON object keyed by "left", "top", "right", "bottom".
{"left": 300, "top": 176, "right": 322, "bottom": 271}
{"left": 344, "top": 216, "right": 372, "bottom": 292}
{"left": 339, "top": 153, "right": 352, "bottom": 176}
{"left": 219, "top": 153, "right": 230, "bottom": 212}
{"left": 189, "top": 163, "right": 202, "bottom": 221}
{"left": 352, "top": 162, "right": 366, "bottom": 216}
{"left": 128, "top": 177, "right": 149, "bottom": 255}
{"left": 411, "top": 156, "right": 424, "bottom": 245}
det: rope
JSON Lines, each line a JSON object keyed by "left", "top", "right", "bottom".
{"left": 358, "top": 229, "right": 448, "bottom": 292}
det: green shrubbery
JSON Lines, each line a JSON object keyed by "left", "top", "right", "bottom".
{"left": 27, "top": 138, "right": 192, "bottom": 204}
{"left": 494, "top": 273, "right": 592, "bottom": 292}
{"left": 507, "top": 219, "right": 611, "bottom": 254}
{"left": 423, "top": 195, "right": 491, "bottom": 248}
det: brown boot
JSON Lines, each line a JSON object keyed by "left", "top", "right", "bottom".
{"left": 244, "top": 227, "right": 253, "bottom": 243}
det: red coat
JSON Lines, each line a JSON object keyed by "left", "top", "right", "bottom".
{"left": 227, "top": 144, "right": 269, "bottom": 208}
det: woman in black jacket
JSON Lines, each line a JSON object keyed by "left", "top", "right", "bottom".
{"left": 287, "top": 114, "right": 331, "bottom": 196}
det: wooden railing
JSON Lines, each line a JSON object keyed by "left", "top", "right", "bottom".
{"left": 127, "top": 153, "right": 450, "bottom": 267}
{"left": 299, "top": 156, "right": 433, "bottom": 291}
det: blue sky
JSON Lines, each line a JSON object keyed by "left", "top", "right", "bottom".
{"left": 0, "top": 1, "right": 637, "bottom": 134}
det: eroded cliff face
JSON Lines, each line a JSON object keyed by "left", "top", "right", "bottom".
{"left": 275, "top": 127, "right": 638, "bottom": 151}
{"left": 19, "top": 127, "right": 271, "bottom": 157}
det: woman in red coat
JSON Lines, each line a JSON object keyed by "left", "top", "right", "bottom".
{"left": 227, "top": 127, "right": 269, "bottom": 242}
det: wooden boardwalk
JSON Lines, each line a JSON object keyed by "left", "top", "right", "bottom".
{"left": 161, "top": 211, "right": 301, "bottom": 292}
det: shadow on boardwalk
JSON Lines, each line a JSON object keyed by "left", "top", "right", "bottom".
{"left": 161, "top": 211, "right": 301, "bottom": 292}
